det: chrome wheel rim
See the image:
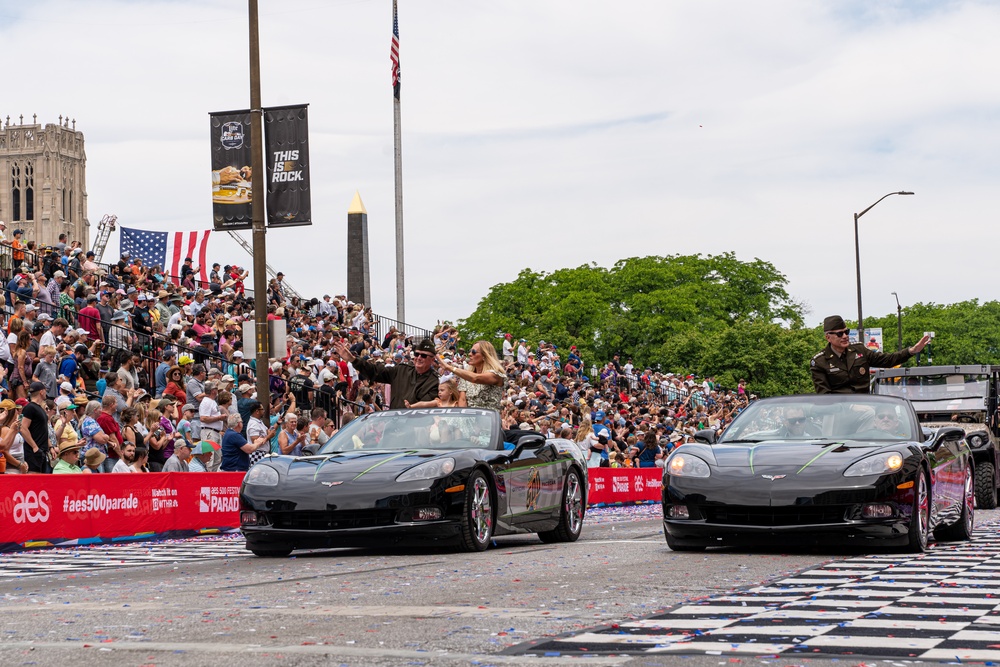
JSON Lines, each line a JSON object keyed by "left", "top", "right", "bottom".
{"left": 471, "top": 476, "right": 492, "bottom": 544}
{"left": 566, "top": 473, "right": 583, "bottom": 534}
{"left": 916, "top": 473, "right": 929, "bottom": 549}
{"left": 964, "top": 467, "right": 975, "bottom": 533}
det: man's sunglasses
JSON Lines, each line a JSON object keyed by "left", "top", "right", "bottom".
{"left": 827, "top": 329, "right": 850, "bottom": 337}
{"left": 413, "top": 352, "right": 435, "bottom": 359}
{"left": 787, "top": 417, "right": 806, "bottom": 425}
{"left": 876, "top": 413, "right": 896, "bottom": 420}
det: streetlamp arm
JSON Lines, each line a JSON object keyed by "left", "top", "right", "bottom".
{"left": 856, "top": 191, "right": 914, "bottom": 220}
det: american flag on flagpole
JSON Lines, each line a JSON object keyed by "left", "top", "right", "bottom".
{"left": 390, "top": 0, "right": 400, "bottom": 100}
{"left": 119, "top": 226, "right": 211, "bottom": 284}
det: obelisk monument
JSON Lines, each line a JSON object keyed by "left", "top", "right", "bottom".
{"left": 346, "top": 190, "right": 371, "bottom": 307}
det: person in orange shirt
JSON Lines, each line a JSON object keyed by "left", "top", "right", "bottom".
{"left": 11, "top": 229, "right": 25, "bottom": 270}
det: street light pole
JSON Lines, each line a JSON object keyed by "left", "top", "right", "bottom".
{"left": 853, "top": 191, "right": 914, "bottom": 335}
{"left": 891, "top": 291, "right": 902, "bottom": 352}
{"left": 248, "top": 0, "right": 271, "bottom": 415}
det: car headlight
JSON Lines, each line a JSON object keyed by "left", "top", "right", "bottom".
{"left": 844, "top": 452, "right": 904, "bottom": 477}
{"left": 968, "top": 433, "right": 984, "bottom": 447}
{"left": 396, "top": 457, "right": 456, "bottom": 482}
{"left": 665, "top": 454, "right": 711, "bottom": 478}
{"left": 245, "top": 465, "right": 279, "bottom": 486}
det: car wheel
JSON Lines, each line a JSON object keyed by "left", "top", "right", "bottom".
{"left": 249, "top": 547, "right": 293, "bottom": 558}
{"left": 905, "top": 469, "right": 931, "bottom": 553}
{"left": 666, "top": 533, "right": 706, "bottom": 552}
{"left": 935, "top": 464, "right": 975, "bottom": 542}
{"left": 538, "top": 468, "right": 585, "bottom": 543}
{"left": 974, "top": 461, "right": 997, "bottom": 510}
{"left": 458, "top": 470, "right": 494, "bottom": 552}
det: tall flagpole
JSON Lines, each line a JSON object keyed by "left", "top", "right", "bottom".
{"left": 391, "top": 0, "right": 406, "bottom": 324}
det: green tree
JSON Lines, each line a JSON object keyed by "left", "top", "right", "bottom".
{"left": 458, "top": 253, "right": 806, "bottom": 393}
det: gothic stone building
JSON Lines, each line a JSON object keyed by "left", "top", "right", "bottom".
{"left": 0, "top": 115, "right": 89, "bottom": 248}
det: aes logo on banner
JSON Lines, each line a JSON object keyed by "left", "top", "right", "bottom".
{"left": 12, "top": 490, "right": 50, "bottom": 524}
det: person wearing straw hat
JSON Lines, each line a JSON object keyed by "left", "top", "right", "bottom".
{"left": 52, "top": 439, "right": 83, "bottom": 474}
{"left": 81, "top": 446, "right": 106, "bottom": 474}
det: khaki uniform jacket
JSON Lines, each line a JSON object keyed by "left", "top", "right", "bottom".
{"left": 811, "top": 343, "right": 913, "bottom": 394}
{"left": 352, "top": 359, "right": 439, "bottom": 409}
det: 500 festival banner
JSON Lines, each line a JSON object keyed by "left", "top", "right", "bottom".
{"left": 209, "top": 104, "right": 311, "bottom": 231}
{"left": 0, "top": 469, "right": 661, "bottom": 552}
{"left": 0, "top": 473, "right": 244, "bottom": 552}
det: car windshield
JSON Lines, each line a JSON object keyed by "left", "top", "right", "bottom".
{"left": 318, "top": 409, "right": 499, "bottom": 453}
{"left": 719, "top": 395, "right": 916, "bottom": 443}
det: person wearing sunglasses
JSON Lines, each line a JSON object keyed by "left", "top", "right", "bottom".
{"left": 811, "top": 315, "right": 930, "bottom": 395}
{"left": 334, "top": 337, "right": 439, "bottom": 409}
{"left": 777, "top": 406, "right": 819, "bottom": 438}
{"left": 872, "top": 408, "right": 907, "bottom": 437}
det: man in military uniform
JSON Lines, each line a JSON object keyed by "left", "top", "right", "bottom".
{"left": 811, "top": 315, "right": 930, "bottom": 394}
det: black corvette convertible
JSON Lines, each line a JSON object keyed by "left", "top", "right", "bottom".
{"left": 663, "top": 394, "right": 974, "bottom": 553}
{"left": 240, "top": 408, "right": 588, "bottom": 556}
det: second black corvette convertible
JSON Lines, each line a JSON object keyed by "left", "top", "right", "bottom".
{"left": 663, "top": 394, "right": 975, "bottom": 553}
{"left": 240, "top": 408, "right": 587, "bottom": 556}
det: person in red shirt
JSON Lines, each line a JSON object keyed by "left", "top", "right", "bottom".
{"left": 228, "top": 266, "right": 247, "bottom": 295}
{"left": 77, "top": 294, "right": 104, "bottom": 342}
{"left": 96, "top": 393, "right": 123, "bottom": 469}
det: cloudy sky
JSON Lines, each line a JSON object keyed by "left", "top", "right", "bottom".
{"left": 2, "top": 0, "right": 997, "bottom": 332}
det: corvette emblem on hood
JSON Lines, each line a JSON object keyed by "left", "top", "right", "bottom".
{"left": 321, "top": 481, "right": 344, "bottom": 487}
{"left": 761, "top": 474, "right": 786, "bottom": 481}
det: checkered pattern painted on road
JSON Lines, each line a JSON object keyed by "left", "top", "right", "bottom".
{"left": 0, "top": 536, "right": 248, "bottom": 579}
{"left": 510, "top": 526, "right": 1000, "bottom": 661}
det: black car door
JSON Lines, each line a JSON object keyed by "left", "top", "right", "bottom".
{"left": 507, "top": 438, "right": 563, "bottom": 530}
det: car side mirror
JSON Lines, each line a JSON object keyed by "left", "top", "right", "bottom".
{"left": 693, "top": 428, "right": 716, "bottom": 445}
{"left": 930, "top": 426, "right": 964, "bottom": 450}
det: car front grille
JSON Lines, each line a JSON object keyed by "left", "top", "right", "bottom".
{"left": 266, "top": 510, "right": 398, "bottom": 531}
{"left": 700, "top": 504, "right": 848, "bottom": 527}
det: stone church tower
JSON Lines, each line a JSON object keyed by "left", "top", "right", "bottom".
{"left": 0, "top": 115, "right": 89, "bottom": 248}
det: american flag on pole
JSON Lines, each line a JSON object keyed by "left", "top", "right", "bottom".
{"left": 119, "top": 226, "right": 211, "bottom": 284}
{"left": 390, "top": 0, "right": 400, "bottom": 100}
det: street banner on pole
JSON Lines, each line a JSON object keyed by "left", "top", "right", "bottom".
{"left": 263, "top": 104, "right": 311, "bottom": 227}
{"left": 209, "top": 110, "right": 254, "bottom": 231}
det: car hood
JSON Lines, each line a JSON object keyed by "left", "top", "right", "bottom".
{"left": 707, "top": 440, "right": 903, "bottom": 469}
{"left": 276, "top": 449, "right": 457, "bottom": 484}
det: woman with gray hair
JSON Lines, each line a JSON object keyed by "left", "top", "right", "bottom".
{"left": 220, "top": 411, "right": 269, "bottom": 472}
{"left": 78, "top": 399, "right": 112, "bottom": 469}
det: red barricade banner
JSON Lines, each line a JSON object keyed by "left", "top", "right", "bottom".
{"left": 587, "top": 467, "right": 663, "bottom": 505}
{"left": 0, "top": 468, "right": 662, "bottom": 551}
{"left": 0, "top": 473, "right": 244, "bottom": 550}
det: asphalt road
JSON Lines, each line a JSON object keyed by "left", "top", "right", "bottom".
{"left": 1, "top": 506, "right": 998, "bottom": 667}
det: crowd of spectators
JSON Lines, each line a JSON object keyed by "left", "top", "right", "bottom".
{"left": 439, "top": 332, "right": 755, "bottom": 468}
{"left": 0, "top": 226, "right": 755, "bottom": 476}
